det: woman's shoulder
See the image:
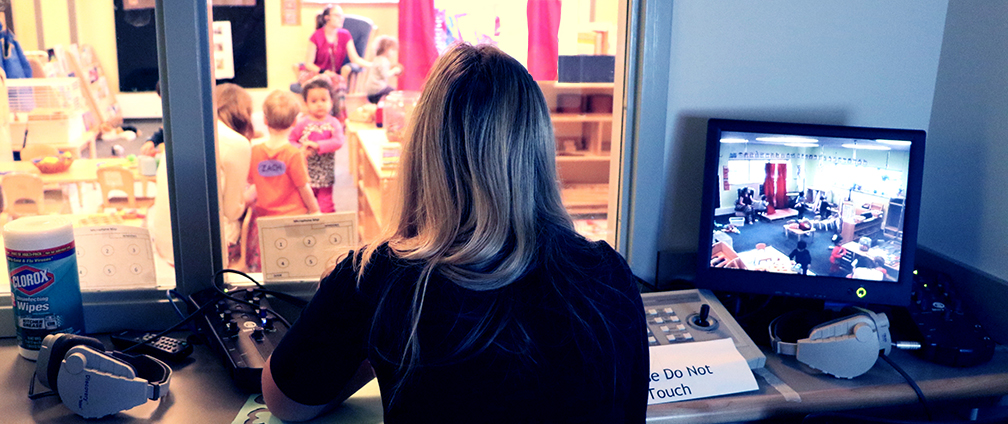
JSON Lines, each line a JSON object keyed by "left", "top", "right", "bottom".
{"left": 539, "top": 230, "right": 635, "bottom": 290}
{"left": 338, "top": 28, "right": 352, "bottom": 41}
{"left": 308, "top": 28, "right": 326, "bottom": 43}
{"left": 324, "top": 243, "right": 413, "bottom": 287}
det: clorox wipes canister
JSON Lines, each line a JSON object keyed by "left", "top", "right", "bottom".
{"left": 4, "top": 216, "right": 85, "bottom": 360}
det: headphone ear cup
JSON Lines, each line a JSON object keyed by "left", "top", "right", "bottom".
{"left": 56, "top": 346, "right": 149, "bottom": 419}
{"left": 36, "top": 333, "right": 106, "bottom": 393}
{"left": 772, "top": 309, "right": 836, "bottom": 343}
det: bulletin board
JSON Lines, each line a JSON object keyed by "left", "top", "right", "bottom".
{"left": 113, "top": 0, "right": 266, "bottom": 92}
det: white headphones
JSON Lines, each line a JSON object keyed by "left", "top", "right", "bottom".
{"left": 35, "top": 333, "right": 172, "bottom": 419}
{"left": 769, "top": 307, "right": 891, "bottom": 379}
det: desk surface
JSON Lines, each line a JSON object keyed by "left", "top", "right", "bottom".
{"left": 1, "top": 336, "right": 1006, "bottom": 423}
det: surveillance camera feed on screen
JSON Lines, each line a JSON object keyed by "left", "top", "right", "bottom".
{"left": 702, "top": 119, "right": 923, "bottom": 305}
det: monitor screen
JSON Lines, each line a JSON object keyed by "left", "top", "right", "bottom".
{"left": 695, "top": 119, "right": 925, "bottom": 306}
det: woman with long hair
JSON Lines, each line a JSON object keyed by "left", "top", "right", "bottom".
{"left": 214, "top": 83, "right": 253, "bottom": 267}
{"left": 263, "top": 44, "right": 648, "bottom": 422}
{"left": 304, "top": 5, "right": 370, "bottom": 80}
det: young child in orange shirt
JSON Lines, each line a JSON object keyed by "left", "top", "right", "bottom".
{"left": 245, "top": 90, "right": 321, "bottom": 271}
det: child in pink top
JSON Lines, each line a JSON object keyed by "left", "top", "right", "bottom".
{"left": 289, "top": 76, "right": 345, "bottom": 213}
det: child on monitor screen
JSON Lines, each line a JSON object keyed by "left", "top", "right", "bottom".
{"left": 245, "top": 90, "right": 321, "bottom": 272}
{"left": 290, "top": 76, "right": 345, "bottom": 213}
{"left": 789, "top": 240, "right": 812, "bottom": 275}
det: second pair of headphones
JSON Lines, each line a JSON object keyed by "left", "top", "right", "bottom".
{"left": 769, "top": 307, "right": 892, "bottom": 379}
{"left": 34, "top": 333, "right": 172, "bottom": 419}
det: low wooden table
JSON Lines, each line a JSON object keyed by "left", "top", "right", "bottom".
{"left": 783, "top": 223, "right": 816, "bottom": 242}
{"left": 0, "top": 158, "right": 156, "bottom": 206}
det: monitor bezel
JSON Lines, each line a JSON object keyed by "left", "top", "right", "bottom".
{"left": 695, "top": 118, "right": 925, "bottom": 306}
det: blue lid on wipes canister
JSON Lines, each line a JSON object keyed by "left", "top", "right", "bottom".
{"left": 4, "top": 216, "right": 85, "bottom": 361}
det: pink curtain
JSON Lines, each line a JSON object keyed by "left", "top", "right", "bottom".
{"left": 763, "top": 163, "right": 776, "bottom": 210}
{"left": 776, "top": 163, "right": 788, "bottom": 209}
{"left": 398, "top": 0, "right": 439, "bottom": 91}
{"left": 527, "top": 0, "right": 562, "bottom": 80}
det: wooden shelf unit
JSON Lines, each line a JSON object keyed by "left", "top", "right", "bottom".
{"left": 539, "top": 81, "right": 615, "bottom": 215}
{"left": 347, "top": 126, "right": 398, "bottom": 242}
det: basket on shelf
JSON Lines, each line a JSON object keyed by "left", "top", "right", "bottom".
{"left": 32, "top": 152, "right": 75, "bottom": 174}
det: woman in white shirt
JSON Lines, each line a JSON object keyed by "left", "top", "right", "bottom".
{"left": 214, "top": 83, "right": 254, "bottom": 266}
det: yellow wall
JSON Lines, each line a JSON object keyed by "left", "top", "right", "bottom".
{"left": 23, "top": 0, "right": 604, "bottom": 96}
{"left": 74, "top": 1, "right": 118, "bottom": 94}
{"left": 11, "top": 0, "right": 39, "bottom": 51}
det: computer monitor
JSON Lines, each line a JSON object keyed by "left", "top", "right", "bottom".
{"left": 696, "top": 118, "right": 925, "bottom": 306}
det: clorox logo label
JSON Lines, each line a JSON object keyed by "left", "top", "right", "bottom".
{"left": 10, "top": 266, "right": 55, "bottom": 295}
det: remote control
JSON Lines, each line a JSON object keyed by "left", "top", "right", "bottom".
{"left": 110, "top": 330, "right": 193, "bottom": 362}
{"left": 189, "top": 287, "right": 290, "bottom": 392}
{"left": 905, "top": 268, "right": 995, "bottom": 367}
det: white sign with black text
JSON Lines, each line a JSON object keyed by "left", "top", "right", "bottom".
{"left": 648, "top": 338, "right": 759, "bottom": 405}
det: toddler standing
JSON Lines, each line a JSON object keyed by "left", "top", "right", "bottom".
{"left": 245, "top": 90, "right": 321, "bottom": 271}
{"left": 290, "top": 76, "right": 345, "bottom": 213}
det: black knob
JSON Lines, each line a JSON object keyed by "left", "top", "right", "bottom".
{"left": 695, "top": 304, "right": 712, "bottom": 327}
{"left": 251, "top": 328, "right": 265, "bottom": 342}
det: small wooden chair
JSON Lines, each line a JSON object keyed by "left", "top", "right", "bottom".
{"left": 95, "top": 166, "right": 155, "bottom": 211}
{"left": 0, "top": 173, "right": 71, "bottom": 222}
{"left": 19, "top": 145, "right": 85, "bottom": 206}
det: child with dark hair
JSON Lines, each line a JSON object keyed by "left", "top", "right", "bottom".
{"left": 789, "top": 240, "right": 812, "bottom": 275}
{"left": 289, "top": 76, "right": 345, "bottom": 213}
{"left": 140, "top": 81, "right": 164, "bottom": 157}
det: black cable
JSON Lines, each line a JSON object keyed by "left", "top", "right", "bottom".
{"left": 209, "top": 271, "right": 294, "bottom": 329}
{"left": 880, "top": 354, "right": 933, "bottom": 421}
{"left": 165, "top": 289, "right": 187, "bottom": 320}
{"left": 119, "top": 290, "right": 223, "bottom": 354}
{"left": 27, "top": 371, "right": 58, "bottom": 400}
{"left": 213, "top": 268, "right": 310, "bottom": 308}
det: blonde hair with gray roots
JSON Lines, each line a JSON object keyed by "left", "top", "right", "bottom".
{"left": 358, "top": 43, "right": 573, "bottom": 385}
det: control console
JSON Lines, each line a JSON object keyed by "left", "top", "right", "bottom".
{"left": 190, "top": 287, "right": 290, "bottom": 392}
{"left": 642, "top": 289, "right": 766, "bottom": 369}
{"left": 905, "top": 268, "right": 994, "bottom": 367}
